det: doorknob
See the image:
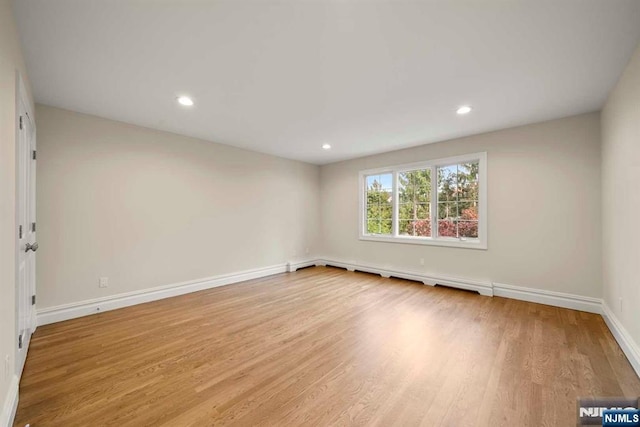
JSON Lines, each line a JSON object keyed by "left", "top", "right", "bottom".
{"left": 25, "top": 242, "right": 38, "bottom": 252}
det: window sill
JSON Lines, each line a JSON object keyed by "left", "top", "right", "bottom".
{"left": 359, "top": 234, "right": 487, "bottom": 250}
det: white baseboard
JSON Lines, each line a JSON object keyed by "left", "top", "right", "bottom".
{"left": 492, "top": 282, "right": 602, "bottom": 314}
{"left": 37, "top": 263, "right": 288, "bottom": 326}
{"left": 601, "top": 302, "right": 640, "bottom": 378}
{"left": 286, "top": 259, "right": 319, "bottom": 272}
{"left": 318, "top": 258, "right": 605, "bottom": 314}
{"left": 1, "top": 375, "right": 19, "bottom": 427}
{"left": 319, "top": 258, "right": 494, "bottom": 296}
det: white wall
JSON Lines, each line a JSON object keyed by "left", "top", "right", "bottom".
{"left": 0, "top": 0, "right": 33, "bottom": 423}
{"left": 35, "top": 105, "right": 319, "bottom": 309}
{"left": 601, "top": 42, "right": 640, "bottom": 351}
{"left": 320, "top": 113, "right": 602, "bottom": 298}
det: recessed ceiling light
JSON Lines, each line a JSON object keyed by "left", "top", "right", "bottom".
{"left": 177, "top": 96, "right": 194, "bottom": 106}
{"left": 456, "top": 105, "right": 472, "bottom": 115}
{"left": 322, "top": 143, "right": 331, "bottom": 150}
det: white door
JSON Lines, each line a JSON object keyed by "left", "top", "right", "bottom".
{"left": 16, "top": 86, "right": 36, "bottom": 376}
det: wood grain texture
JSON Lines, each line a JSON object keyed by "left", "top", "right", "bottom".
{"left": 14, "top": 266, "right": 640, "bottom": 426}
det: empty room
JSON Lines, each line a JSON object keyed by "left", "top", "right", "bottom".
{"left": 2, "top": 0, "right": 640, "bottom": 426}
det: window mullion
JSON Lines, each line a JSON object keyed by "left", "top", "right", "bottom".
{"left": 431, "top": 165, "right": 437, "bottom": 239}
{"left": 360, "top": 174, "right": 365, "bottom": 237}
{"left": 392, "top": 171, "right": 398, "bottom": 237}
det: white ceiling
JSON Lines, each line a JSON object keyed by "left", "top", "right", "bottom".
{"left": 13, "top": 0, "right": 640, "bottom": 165}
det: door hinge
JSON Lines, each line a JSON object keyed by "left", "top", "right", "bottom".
{"left": 19, "top": 115, "right": 23, "bottom": 130}
{"left": 19, "top": 225, "right": 23, "bottom": 239}
{"left": 31, "top": 222, "right": 36, "bottom": 232}
{"left": 31, "top": 295, "right": 36, "bottom": 305}
{"left": 32, "top": 150, "right": 36, "bottom": 160}
{"left": 18, "top": 334, "right": 23, "bottom": 349}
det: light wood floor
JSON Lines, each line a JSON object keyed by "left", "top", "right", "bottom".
{"left": 15, "top": 266, "right": 640, "bottom": 426}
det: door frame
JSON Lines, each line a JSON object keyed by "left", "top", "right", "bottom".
{"left": 14, "top": 71, "right": 36, "bottom": 377}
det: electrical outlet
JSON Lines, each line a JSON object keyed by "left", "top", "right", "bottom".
{"left": 419, "top": 258, "right": 425, "bottom": 266}
{"left": 305, "top": 247, "right": 310, "bottom": 255}
{"left": 4, "top": 355, "right": 10, "bottom": 379}
{"left": 99, "top": 277, "right": 108, "bottom": 288}
{"left": 619, "top": 297, "right": 623, "bottom": 312}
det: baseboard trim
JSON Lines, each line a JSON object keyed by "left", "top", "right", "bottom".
{"left": 286, "top": 259, "right": 319, "bottom": 272}
{"left": 37, "top": 263, "right": 289, "bottom": 326}
{"left": 493, "top": 282, "right": 602, "bottom": 314}
{"left": 1, "top": 375, "right": 19, "bottom": 427}
{"left": 601, "top": 302, "right": 640, "bottom": 378}
{"left": 317, "top": 259, "right": 605, "bottom": 315}
{"left": 319, "top": 258, "right": 494, "bottom": 296}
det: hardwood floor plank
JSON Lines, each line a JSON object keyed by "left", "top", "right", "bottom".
{"left": 14, "top": 267, "right": 640, "bottom": 426}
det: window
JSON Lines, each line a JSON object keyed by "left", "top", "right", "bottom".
{"left": 359, "top": 152, "right": 487, "bottom": 249}
{"left": 365, "top": 173, "right": 393, "bottom": 235}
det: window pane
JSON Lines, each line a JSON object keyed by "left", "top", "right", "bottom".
{"left": 459, "top": 203, "right": 478, "bottom": 220}
{"left": 398, "top": 203, "right": 412, "bottom": 221}
{"left": 366, "top": 174, "right": 393, "bottom": 192}
{"left": 413, "top": 219, "right": 431, "bottom": 237}
{"left": 437, "top": 202, "right": 458, "bottom": 220}
{"left": 399, "top": 218, "right": 432, "bottom": 237}
{"left": 437, "top": 164, "right": 457, "bottom": 202}
{"left": 458, "top": 221, "right": 478, "bottom": 238}
{"left": 397, "top": 169, "right": 431, "bottom": 237}
{"left": 399, "top": 219, "right": 412, "bottom": 235}
{"left": 457, "top": 162, "right": 479, "bottom": 201}
{"left": 416, "top": 203, "right": 430, "bottom": 219}
{"left": 366, "top": 175, "right": 378, "bottom": 190}
{"left": 398, "top": 203, "right": 430, "bottom": 221}
{"left": 381, "top": 174, "right": 393, "bottom": 191}
{"left": 365, "top": 173, "right": 392, "bottom": 235}
{"left": 437, "top": 162, "right": 480, "bottom": 240}
{"left": 438, "top": 219, "right": 457, "bottom": 238}
{"left": 398, "top": 187, "right": 411, "bottom": 204}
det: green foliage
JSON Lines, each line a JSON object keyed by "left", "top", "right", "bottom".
{"left": 366, "top": 178, "right": 392, "bottom": 234}
{"left": 398, "top": 169, "right": 431, "bottom": 236}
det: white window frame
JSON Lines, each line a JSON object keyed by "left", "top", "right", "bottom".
{"left": 359, "top": 152, "right": 487, "bottom": 250}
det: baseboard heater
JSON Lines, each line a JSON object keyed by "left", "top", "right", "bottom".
{"left": 434, "top": 283, "right": 480, "bottom": 294}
